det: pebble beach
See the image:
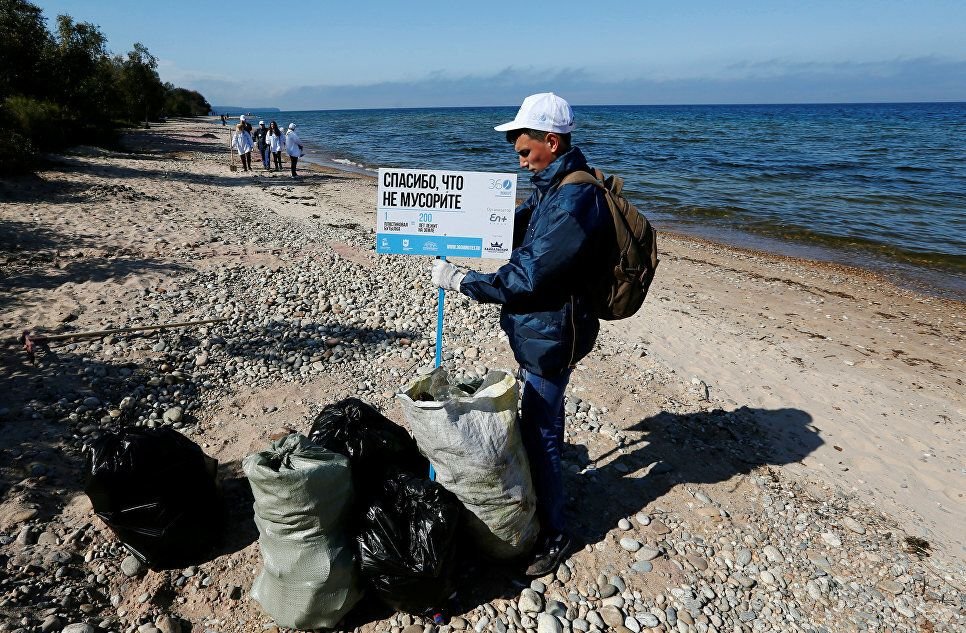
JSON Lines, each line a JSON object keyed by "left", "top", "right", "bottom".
{"left": 0, "top": 118, "right": 963, "bottom": 633}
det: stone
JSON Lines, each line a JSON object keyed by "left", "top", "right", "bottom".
{"left": 599, "top": 584, "right": 618, "bottom": 598}
{"left": 638, "top": 613, "right": 660, "bottom": 628}
{"left": 807, "top": 551, "right": 832, "bottom": 571}
{"left": 599, "top": 606, "right": 626, "bottom": 628}
{"left": 649, "top": 519, "right": 670, "bottom": 535}
{"left": 40, "top": 615, "right": 62, "bottom": 633}
{"left": 636, "top": 512, "right": 651, "bottom": 526}
{"left": 806, "top": 580, "right": 823, "bottom": 600}
{"left": 556, "top": 562, "right": 572, "bottom": 583}
{"left": 619, "top": 537, "right": 641, "bottom": 552}
{"left": 734, "top": 574, "right": 756, "bottom": 589}
{"left": 686, "top": 554, "right": 708, "bottom": 571}
{"left": 878, "top": 580, "right": 903, "bottom": 595}
{"left": 821, "top": 532, "right": 842, "bottom": 548}
{"left": 587, "top": 611, "right": 605, "bottom": 629}
{"left": 62, "top": 625, "right": 96, "bottom": 633}
{"left": 609, "top": 575, "right": 626, "bottom": 592}
{"left": 762, "top": 545, "right": 784, "bottom": 563}
{"left": 518, "top": 588, "right": 544, "bottom": 613}
{"left": 635, "top": 546, "right": 660, "bottom": 561}
{"left": 0, "top": 502, "right": 39, "bottom": 530}
{"left": 544, "top": 599, "right": 569, "bottom": 619}
{"left": 156, "top": 615, "right": 181, "bottom": 633}
{"left": 842, "top": 517, "right": 866, "bottom": 534}
{"left": 536, "top": 613, "right": 562, "bottom": 633}
{"left": 121, "top": 555, "right": 144, "bottom": 577}
{"left": 137, "top": 625, "right": 160, "bottom": 633}
{"left": 760, "top": 570, "right": 776, "bottom": 585}
{"left": 194, "top": 352, "right": 209, "bottom": 367}
{"left": 618, "top": 518, "right": 632, "bottom": 530}
{"left": 162, "top": 407, "right": 183, "bottom": 424}
{"left": 631, "top": 561, "right": 653, "bottom": 573}
{"left": 623, "top": 616, "right": 641, "bottom": 633}
{"left": 736, "top": 548, "right": 752, "bottom": 566}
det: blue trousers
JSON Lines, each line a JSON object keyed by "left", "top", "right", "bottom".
{"left": 260, "top": 146, "right": 271, "bottom": 168}
{"left": 519, "top": 368, "right": 572, "bottom": 535}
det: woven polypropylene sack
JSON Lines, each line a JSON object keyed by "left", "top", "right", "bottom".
{"left": 397, "top": 367, "right": 539, "bottom": 559}
{"left": 243, "top": 434, "right": 361, "bottom": 630}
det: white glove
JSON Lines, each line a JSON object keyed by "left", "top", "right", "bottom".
{"left": 431, "top": 259, "right": 467, "bottom": 292}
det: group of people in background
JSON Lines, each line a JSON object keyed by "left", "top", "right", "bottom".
{"left": 230, "top": 115, "right": 303, "bottom": 178}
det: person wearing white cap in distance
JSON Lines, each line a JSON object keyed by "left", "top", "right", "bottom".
{"left": 239, "top": 114, "right": 252, "bottom": 133}
{"left": 431, "top": 92, "right": 612, "bottom": 577}
{"left": 254, "top": 120, "right": 270, "bottom": 170}
{"left": 284, "top": 123, "right": 303, "bottom": 179}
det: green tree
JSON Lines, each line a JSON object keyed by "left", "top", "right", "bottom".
{"left": 164, "top": 85, "right": 212, "bottom": 117}
{"left": 51, "top": 15, "right": 118, "bottom": 128}
{"left": 0, "top": 0, "right": 53, "bottom": 98}
{"left": 120, "top": 42, "right": 165, "bottom": 125}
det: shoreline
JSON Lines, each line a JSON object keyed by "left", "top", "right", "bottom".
{"left": 1, "top": 118, "right": 963, "bottom": 632}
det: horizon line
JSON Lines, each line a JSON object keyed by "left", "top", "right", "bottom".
{"left": 213, "top": 99, "right": 966, "bottom": 113}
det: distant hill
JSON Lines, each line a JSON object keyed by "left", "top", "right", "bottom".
{"left": 212, "top": 106, "right": 281, "bottom": 114}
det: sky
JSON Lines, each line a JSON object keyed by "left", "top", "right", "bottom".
{"left": 33, "top": 0, "right": 966, "bottom": 110}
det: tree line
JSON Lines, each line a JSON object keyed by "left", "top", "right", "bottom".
{"left": 1, "top": 0, "right": 212, "bottom": 168}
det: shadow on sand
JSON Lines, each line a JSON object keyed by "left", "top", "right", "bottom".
{"left": 334, "top": 404, "right": 821, "bottom": 626}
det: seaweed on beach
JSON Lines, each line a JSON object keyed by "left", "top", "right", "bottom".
{"left": 903, "top": 535, "right": 932, "bottom": 558}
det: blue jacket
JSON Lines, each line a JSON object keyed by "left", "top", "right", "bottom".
{"left": 461, "top": 147, "right": 612, "bottom": 376}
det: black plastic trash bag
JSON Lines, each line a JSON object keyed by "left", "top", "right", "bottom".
{"left": 357, "top": 472, "right": 462, "bottom": 614}
{"left": 84, "top": 427, "right": 221, "bottom": 569}
{"left": 308, "top": 398, "right": 428, "bottom": 492}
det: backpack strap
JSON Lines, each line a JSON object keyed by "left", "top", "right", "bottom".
{"left": 560, "top": 167, "right": 625, "bottom": 194}
{"left": 559, "top": 169, "right": 602, "bottom": 188}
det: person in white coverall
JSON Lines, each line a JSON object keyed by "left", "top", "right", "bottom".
{"left": 231, "top": 123, "right": 254, "bottom": 171}
{"left": 285, "top": 123, "right": 303, "bottom": 179}
{"left": 267, "top": 121, "right": 284, "bottom": 171}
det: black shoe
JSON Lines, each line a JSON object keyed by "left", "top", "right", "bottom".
{"left": 525, "top": 532, "right": 574, "bottom": 577}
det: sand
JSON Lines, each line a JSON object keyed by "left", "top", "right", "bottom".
{"left": 1, "top": 117, "right": 963, "bottom": 629}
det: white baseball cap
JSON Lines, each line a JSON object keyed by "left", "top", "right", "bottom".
{"left": 239, "top": 115, "right": 246, "bottom": 121}
{"left": 258, "top": 120, "right": 265, "bottom": 125}
{"left": 494, "top": 92, "right": 574, "bottom": 133}
{"left": 288, "top": 123, "right": 297, "bottom": 130}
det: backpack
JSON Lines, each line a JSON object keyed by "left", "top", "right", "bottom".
{"left": 560, "top": 168, "right": 659, "bottom": 320}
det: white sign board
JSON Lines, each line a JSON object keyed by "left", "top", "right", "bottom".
{"left": 376, "top": 168, "right": 517, "bottom": 259}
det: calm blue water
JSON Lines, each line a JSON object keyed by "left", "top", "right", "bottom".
{"left": 261, "top": 103, "right": 966, "bottom": 298}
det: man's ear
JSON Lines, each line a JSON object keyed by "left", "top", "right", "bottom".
{"left": 546, "top": 132, "right": 562, "bottom": 154}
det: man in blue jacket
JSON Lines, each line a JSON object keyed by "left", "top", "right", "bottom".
{"left": 432, "top": 92, "right": 612, "bottom": 576}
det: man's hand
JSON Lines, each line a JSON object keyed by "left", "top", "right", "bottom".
{"left": 432, "top": 259, "right": 467, "bottom": 292}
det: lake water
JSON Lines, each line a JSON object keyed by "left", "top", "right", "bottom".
{"left": 256, "top": 103, "right": 965, "bottom": 299}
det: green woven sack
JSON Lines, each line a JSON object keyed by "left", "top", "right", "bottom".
{"left": 243, "top": 434, "right": 361, "bottom": 629}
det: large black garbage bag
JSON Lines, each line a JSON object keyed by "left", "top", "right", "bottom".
{"left": 84, "top": 427, "right": 222, "bottom": 569}
{"left": 308, "top": 398, "right": 428, "bottom": 492}
{"left": 357, "top": 472, "right": 462, "bottom": 614}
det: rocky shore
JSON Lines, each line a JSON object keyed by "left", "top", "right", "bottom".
{"left": 0, "top": 119, "right": 962, "bottom": 633}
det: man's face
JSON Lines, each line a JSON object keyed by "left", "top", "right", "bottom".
{"left": 514, "top": 133, "right": 557, "bottom": 173}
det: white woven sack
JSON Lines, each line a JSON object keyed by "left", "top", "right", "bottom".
{"left": 397, "top": 367, "right": 539, "bottom": 559}
{"left": 243, "top": 434, "right": 362, "bottom": 629}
